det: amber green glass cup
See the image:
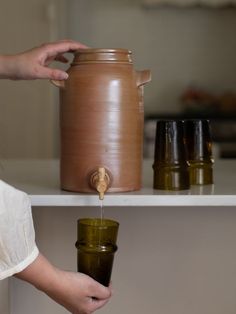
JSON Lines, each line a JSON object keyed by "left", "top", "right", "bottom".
{"left": 75, "top": 218, "right": 119, "bottom": 287}
{"left": 153, "top": 120, "right": 190, "bottom": 190}
{"left": 184, "top": 119, "right": 214, "bottom": 185}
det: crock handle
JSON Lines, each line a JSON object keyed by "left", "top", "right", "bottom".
{"left": 136, "top": 69, "right": 151, "bottom": 87}
{"left": 50, "top": 79, "right": 65, "bottom": 89}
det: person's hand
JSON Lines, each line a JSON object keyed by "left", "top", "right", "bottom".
{"left": 16, "top": 253, "right": 112, "bottom": 314}
{"left": 0, "top": 40, "right": 87, "bottom": 81}
{"left": 47, "top": 270, "right": 112, "bottom": 314}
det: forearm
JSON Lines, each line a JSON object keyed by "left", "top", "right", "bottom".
{"left": 0, "top": 55, "right": 19, "bottom": 79}
{"left": 15, "top": 254, "right": 66, "bottom": 310}
{"left": 15, "top": 253, "right": 59, "bottom": 293}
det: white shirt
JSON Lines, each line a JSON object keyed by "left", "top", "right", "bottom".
{"left": 0, "top": 180, "right": 39, "bottom": 280}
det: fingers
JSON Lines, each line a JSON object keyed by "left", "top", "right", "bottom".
{"left": 89, "top": 281, "right": 112, "bottom": 301}
{"left": 54, "top": 54, "right": 69, "bottom": 63}
{"left": 35, "top": 66, "right": 68, "bottom": 80}
{"left": 57, "top": 271, "right": 113, "bottom": 314}
{"left": 83, "top": 297, "right": 110, "bottom": 313}
{"left": 40, "top": 40, "right": 88, "bottom": 58}
{"left": 33, "top": 40, "right": 88, "bottom": 79}
{"left": 89, "top": 296, "right": 111, "bottom": 312}
{"left": 57, "top": 39, "right": 88, "bottom": 50}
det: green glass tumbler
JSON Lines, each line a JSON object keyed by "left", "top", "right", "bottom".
{"left": 153, "top": 120, "right": 190, "bottom": 190}
{"left": 75, "top": 218, "right": 119, "bottom": 287}
{"left": 184, "top": 119, "right": 214, "bottom": 185}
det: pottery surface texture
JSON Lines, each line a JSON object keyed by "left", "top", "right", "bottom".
{"left": 52, "top": 48, "right": 151, "bottom": 193}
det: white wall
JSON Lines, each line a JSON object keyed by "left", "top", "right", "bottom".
{"left": 67, "top": 0, "right": 236, "bottom": 114}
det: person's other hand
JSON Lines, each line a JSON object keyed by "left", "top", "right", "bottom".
{"left": 0, "top": 40, "right": 87, "bottom": 80}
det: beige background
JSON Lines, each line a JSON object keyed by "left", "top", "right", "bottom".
{"left": 0, "top": 0, "right": 236, "bottom": 157}
{"left": 68, "top": 0, "right": 236, "bottom": 115}
{"left": 0, "top": 0, "right": 67, "bottom": 159}
{"left": 0, "top": 1, "right": 236, "bottom": 314}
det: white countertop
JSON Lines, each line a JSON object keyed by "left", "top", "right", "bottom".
{"left": 0, "top": 159, "right": 235, "bottom": 207}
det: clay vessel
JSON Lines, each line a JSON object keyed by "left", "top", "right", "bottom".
{"left": 52, "top": 48, "right": 151, "bottom": 197}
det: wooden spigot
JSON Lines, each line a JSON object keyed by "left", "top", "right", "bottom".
{"left": 90, "top": 167, "right": 110, "bottom": 200}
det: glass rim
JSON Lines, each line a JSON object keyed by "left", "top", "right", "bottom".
{"left": 77, "top": 218, "right": 119, "bottom": 227}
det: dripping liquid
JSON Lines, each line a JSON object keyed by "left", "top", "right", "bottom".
{"left": 100, "top": 199, "right": 104, "bottom": 223}
{"left": 98, "top": 199, "right": 104, "bottom": 246}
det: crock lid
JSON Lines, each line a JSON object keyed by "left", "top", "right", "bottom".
{"left": 72, "top": 48, "right": 133, "bottom": 64}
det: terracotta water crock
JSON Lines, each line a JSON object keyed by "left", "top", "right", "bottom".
{"left": 52, "top": 48, "right": 151, "bottom": 199}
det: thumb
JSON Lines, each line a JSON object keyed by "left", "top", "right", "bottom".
{"left": 90, "top": 282, "right": 112, "bottom": 300}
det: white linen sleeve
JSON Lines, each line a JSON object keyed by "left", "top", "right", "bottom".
{"left": 0, "top": 180, "right": 39, "bottom": 280}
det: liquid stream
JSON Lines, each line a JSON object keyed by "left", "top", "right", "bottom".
{"left": 100, "top": 199, "right": 104, "bottom": 223}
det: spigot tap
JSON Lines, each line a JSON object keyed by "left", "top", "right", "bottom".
{"left": 90, "top": 167, "right": 110, "bottom": 200}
